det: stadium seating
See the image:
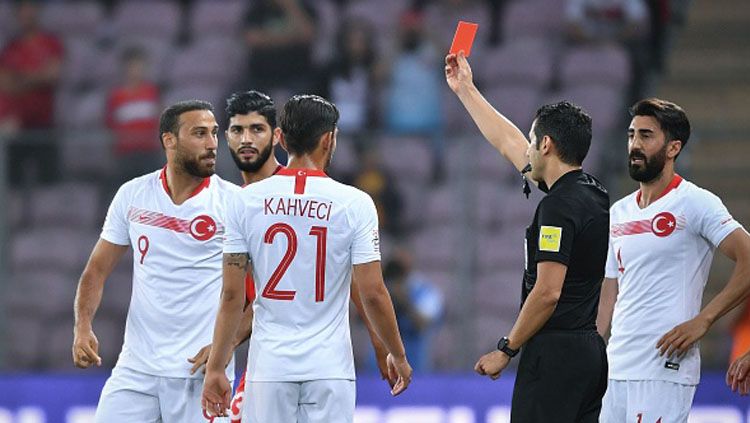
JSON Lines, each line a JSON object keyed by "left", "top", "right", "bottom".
{"left": 112, "top": 1, "right": 182, "bottom": 42}
{"left": 0, "top": 0, "right": 630, "bottom": 372}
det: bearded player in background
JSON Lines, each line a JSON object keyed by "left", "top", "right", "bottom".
{"left": 597, "top": 98, "right": 750, "bottom": 422}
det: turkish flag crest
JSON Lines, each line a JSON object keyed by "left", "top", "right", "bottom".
{"left": 651, "top": 212, "right": 677, "bottom": 237}
{"left": 190, "top": 215, "right": 217, "bottom": 241}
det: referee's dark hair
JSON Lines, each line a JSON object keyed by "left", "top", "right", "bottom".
{"left": 159, "top": 100, "right": 214, "bottom": 149}
{"left": 280, "top": 95, "right": 339, "bottom": 156}
{"left": 533, "top": 101, "right": 592, "bottom": 166}
{"left": 630, "top": 98, "right": 691, "bottom": 158}
{"left": 225, "top": 90, "right": 276, "bottom": 128}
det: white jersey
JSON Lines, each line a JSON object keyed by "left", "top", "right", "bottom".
{"left": 101, "top": 168, "right": 238, "bottom": 379}
{"left": 605, "top": 175, "right": 742, "bottom": 385}
{"left": 223, "top": 168, "right": 381, "bottom": 382}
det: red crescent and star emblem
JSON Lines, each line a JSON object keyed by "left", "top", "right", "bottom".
{"left": 651, "top": 212, "right": 677, "bottom": 237}
{"left": 189, "top": 214, "right": 217, "bottom": 241}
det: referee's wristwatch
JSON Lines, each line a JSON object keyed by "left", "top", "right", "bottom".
{"left": 497, "top": 336, "right": 519, "bottom": 358}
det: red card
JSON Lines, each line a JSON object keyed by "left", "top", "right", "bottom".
{"left": 449, "top": 21, "right": 479, "bottom": 57}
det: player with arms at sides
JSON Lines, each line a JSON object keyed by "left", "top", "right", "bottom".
{"left": 186, "top": 91, "right": 393, "bottom": 422}
{"left": 445, "top": 51, "right": 609, "bottom": 422}
{"left": 72, "top": 100, "right": 238, "bottom": 422}
{"left": 202, "top": 95, "right": 412, "bottom": 422}
{"left": 597, "top": 98, "right": 750, "bottom": 422}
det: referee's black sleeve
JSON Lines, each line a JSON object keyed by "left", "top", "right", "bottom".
{"left": 533, "top": 195, "right": 578, "bottom": 266}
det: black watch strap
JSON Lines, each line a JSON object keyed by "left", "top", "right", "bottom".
{"left": 497, "top": 336, "right": 519, "bottom": 358}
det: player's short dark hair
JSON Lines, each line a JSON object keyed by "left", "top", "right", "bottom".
{"left": 158, "top": 100, "right": 214, "bottom": 149}
{"left": 279, "top": 95, "right": 339, "bottom": 156}
{"left": 225, "top": 90, "right": 276, "bottom": 128}
{"left": 533, "top": 101, "right": 592, "bottom": 166}
{"left": 630, "top": 98, "right": 691, "bottom": 154}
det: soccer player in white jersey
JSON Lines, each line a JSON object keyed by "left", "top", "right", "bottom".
{"left": 202, "top": 95, "right": 412, "bottom": 422}
{"left": 185, "top": 91, "right": 393, "bottom": 423}
{"left": 597, "top": 98, "right": 750, "bottom": 422}
{"left": 72, "top": 100, "right": 237, "bottom": 422}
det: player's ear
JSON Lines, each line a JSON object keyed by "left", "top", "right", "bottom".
{"left": 320, "top": 130, "right": 334, "bottom": 152}
{"left": 277, "top": 130, "right": 288, "bottom": 152}
{"left": 667, "top": 139, "right": 682, "bottom": 159}
{"left": 162, "top": 131, "right": 177, "bottom": 149}
{"left": 272, "top": 127, "right": 281, "bottom": 147}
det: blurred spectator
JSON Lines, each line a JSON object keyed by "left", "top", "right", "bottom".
{"left": 382, "top": 9, "right": 445, "bottom": 180}
{"left": 566, "top": 0, "right": 649, "bottom": 43}
{"left": 352, "top": 148, "right": 403, "bottom": 237}
{"left": 0, "top": 0, "right": 63, "bottom": 185}
{"left": 645, "top": 0, "right": 675, "bottom": 73}
{"left": 382, "top": 249, "right": 444, "bottom": 372}
{"left": 565, "top": 0, "right": 650, "bottom": 99}
{"left": 322, "top": 18, "right": 379, "bottom": 139}
{"left": 730, "top": 298, "right": 750, "bottom": 363}
{"left": 105, "top": 46, "right": 162, "bottom": 184}
{"left": 243, "top": 0, "right": 318, "bottom": 98}
{"left": 383, "top": 10, "right": 442, "bottom": 137}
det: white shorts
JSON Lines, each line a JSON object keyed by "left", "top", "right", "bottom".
{"left": 243, "top": 379, "right": 355, "bottom": 423}
{"left": 600, "top": 379, "right": 696, "bottom": 423}
{"left": 96, "top": 365, "right": 231, "bottom": 423}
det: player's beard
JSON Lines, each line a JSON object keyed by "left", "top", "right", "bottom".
{"left": 628, "top": 144, "right": 667, "bottom": 183}
{"left": 176, "top": 148, "right": 216, "bottom": 178}
{"left": 230, "top": 141, "right": 273, "bottom": 173}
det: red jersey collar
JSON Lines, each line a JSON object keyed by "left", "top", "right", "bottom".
{"left": 159, "top": 166, "right": 211, "bottom": 199}
{"left": 276, "top": 167, "right": 328, "bottom": 177}
{"left": 636, "top": 173, "right": 683, "bottom": 206}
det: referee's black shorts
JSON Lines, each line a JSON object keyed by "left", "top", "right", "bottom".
{"left": 511, "top": 329, "right": 608, "bottom": 423}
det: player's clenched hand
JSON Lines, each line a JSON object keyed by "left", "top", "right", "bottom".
{"left": 727, "top": 350, "right": 750, "bottom": 395}
{"left": 656, "top": 316, "right": 710, "bottom": 358}
{"left": 474, "top": 351, "right": 510, "bottom": 381}
{"left": 72, "top": 328, "right": 102, "bottom": 369}
{"left": 387, "top": 353, "right": 412, "bottom": 396}
{"left": 188, "top": 344, "right": 212, "bottom": 375}
{"left": 374, "top": 342, "right": 395, "bottom": 387}
{"left": 202, "top": 371, "right": 231, "bottom": 418}
{"left": 444, "top": 51, "right": 474, "bottom": 95}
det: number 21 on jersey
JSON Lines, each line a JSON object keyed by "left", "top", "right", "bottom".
{"left": 262, "top": 223, "right": 327, "bottom": 302}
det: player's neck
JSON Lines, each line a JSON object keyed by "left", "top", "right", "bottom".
{"left": 242, "top": 158, "right": 281, "bottom": 185}
{"left": 286, "top": 154, "right": 324, "bottom": 171}
{"left": 544, "top": 160, "right": 581, "bottom": 190}
{"left": 164, "top": 164, "right": 207, "bottom": 205}
{"left": 638, "top": 166, "right": 676, "bottom": 208}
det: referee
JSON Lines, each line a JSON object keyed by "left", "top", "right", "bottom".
{"left": 446, "top": 52, "right": 609, "bottom": 422}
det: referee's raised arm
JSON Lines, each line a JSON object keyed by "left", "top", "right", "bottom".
{"left": 444, "top": 51, "right": 529, "bottom": 174}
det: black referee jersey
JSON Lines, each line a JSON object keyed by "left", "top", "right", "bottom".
{"left": 511, "top": 169, "right": 610, "bottom": 423}
{"left": 523, "top": 169, "right": 609, "bottom": 331}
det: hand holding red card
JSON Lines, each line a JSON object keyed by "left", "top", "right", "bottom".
{"left": 449, "top": 21, "right": 479, "bottom": 57}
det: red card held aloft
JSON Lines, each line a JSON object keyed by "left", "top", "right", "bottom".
{"left": 449, "top": 21, "right": 478, "bottom": 57}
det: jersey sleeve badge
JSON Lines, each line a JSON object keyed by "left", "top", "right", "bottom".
{"left": 539, "top": 226, "right": 562, "bottom": 252}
